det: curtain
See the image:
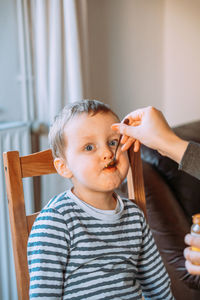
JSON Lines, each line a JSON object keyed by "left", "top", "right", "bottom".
{"left": 28, "top": 0, "right": 85, "bottom": 207}
{"left": 26, "top": 0, "right": 85, "bottom": 207}
{"left": 30, "top": 0, "right": 84, "bottom": 124}
{"left": 2, "top": 2, "right": 85, "bottom": 299}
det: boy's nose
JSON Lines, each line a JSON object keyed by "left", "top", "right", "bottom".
{"left": 102, "top": 146, "right": 113, "bottom": 161}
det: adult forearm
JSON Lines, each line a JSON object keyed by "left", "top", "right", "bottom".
{"left": 157, "top": 133, "right": 189, "bottom": 164}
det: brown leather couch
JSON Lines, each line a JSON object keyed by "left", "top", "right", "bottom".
{"left": 141, "top": 120, "right": 200, "bottom": 300}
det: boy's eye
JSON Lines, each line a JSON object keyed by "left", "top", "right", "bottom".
{"left": 85, "top": 144, "right": 94, "bottom": 151}
{"left": 108, "top": 139, "right": 118, "bottom": 147}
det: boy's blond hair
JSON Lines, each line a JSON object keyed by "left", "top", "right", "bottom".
{"left": 48, "top": 99, "right": 120, "bottom": 159}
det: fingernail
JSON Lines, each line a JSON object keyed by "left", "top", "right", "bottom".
{"left": 111, "top": 124, "right": 120, "bottom": 130}
{"left": 185, "top": 234, "right": 192, "bottom": 245}
{"left": 124, "top": 118, "right": 129, "bottom": 125}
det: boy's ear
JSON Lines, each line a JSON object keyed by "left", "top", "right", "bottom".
{"left": 54, "top": 158, "right": 73, "bottom": 179}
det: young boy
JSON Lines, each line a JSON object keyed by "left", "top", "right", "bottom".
{"left": 28, "top": 100, "right": 174, "bottom": 299}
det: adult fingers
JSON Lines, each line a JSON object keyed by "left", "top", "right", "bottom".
{"left": 121, "top": 134, "right": 129, "bottom": 144}
{"left": 185, "top": 259, "right": 200, "bottom": 275}
{"left": 185, "top": 234, "right": 200, "bottom": 248}
{"left": 134, "top": 140, "right": 140, "bottom": 152}
{"left": 111, "top": 124, "right": 129, "bottom": 146}
{"left": 111, "top": 122, "right": 141, "bottom": 152}
{"left": 121, "top": 109, "right": 144, "bottom": 124}
{"left": 112, "top": 123, "right": 139, "bottom": 139}
{"left": 121, "top": 137, "right": 135, "bottom": 151}
{"left": 184, "top": 246, "right": 200, "bottom": 265}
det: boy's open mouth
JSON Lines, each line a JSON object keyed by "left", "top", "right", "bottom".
{"left": 104, "top": 160, "right": 117, "bottom": 169}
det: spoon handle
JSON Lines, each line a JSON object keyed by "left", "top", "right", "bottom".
{"left": 113, "top": 118, "right": 129, "bottom": 160}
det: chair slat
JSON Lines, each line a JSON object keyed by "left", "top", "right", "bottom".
{"left": 27, "top": 213, "right": 39, "bottom": 235}
{"left": 3, "top": 151, "right": 30, "bottom": 299}
{"left": 128, "top": 147, "right": 147, "bottom": 218}
{"left": 20, "top": 149, "right": 56, "bottom": 178}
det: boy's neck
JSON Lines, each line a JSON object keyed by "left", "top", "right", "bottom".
{"left": 72, "top": 188, "right": 117, "bottom": 210}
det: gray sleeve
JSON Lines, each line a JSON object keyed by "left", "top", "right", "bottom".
{"left": 179, "top": 141, "right": 200, "bottom": 180}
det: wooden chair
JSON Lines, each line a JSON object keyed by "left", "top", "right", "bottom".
{"left": 3, "top": 147, "right": 146, "bottom": 300}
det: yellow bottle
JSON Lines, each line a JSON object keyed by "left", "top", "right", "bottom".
{"left": 191, "top": 214, "right": 200, "bottom": 252}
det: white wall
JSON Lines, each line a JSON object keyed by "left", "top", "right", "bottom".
{"left": 164, "top": 0, "right": 200, "bottom": 126}
{"left": 87, "top": 0, "right": 165, "bottom": 120}
{"left": 85, "top": 0, "right": 200, "bottom": 125}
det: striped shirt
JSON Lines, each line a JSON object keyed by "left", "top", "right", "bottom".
{"left": 28, "top": 190, "right": 174, "bottom": 299}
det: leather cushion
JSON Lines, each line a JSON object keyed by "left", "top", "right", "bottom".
{"left": 141, "top": 120, "right": 200, "bottom": 223}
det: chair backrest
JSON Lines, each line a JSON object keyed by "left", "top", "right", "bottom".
{"left": 3, "top": 148, "right": 146, "bottom": 300}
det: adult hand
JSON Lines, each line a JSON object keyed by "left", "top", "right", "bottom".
{"left": 184, "top": 234, "right": 200, "bottom": 275}
{"left": 111, "top": 106, "right": 188, "bottom": 163}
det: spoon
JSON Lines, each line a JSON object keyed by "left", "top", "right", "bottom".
{"left": 106, "top": 118, "right": 129, "bottom": 168}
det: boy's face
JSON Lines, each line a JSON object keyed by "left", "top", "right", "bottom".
{"left": 56, "top": 112, "right": 129, "bottom": 198}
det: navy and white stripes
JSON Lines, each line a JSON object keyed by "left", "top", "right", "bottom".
{"left": 28, "top": 190, "right": 174, "bottom": 299}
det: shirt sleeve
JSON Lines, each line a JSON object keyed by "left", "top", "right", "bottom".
{"left": 179, "top": 141, "right": 200, "bottom": 180}
{"left": 27, "top": 207, "right": 70, "bottom": 299}
{"left": 136, "top": 214, "right": 175, "bottom": 300}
